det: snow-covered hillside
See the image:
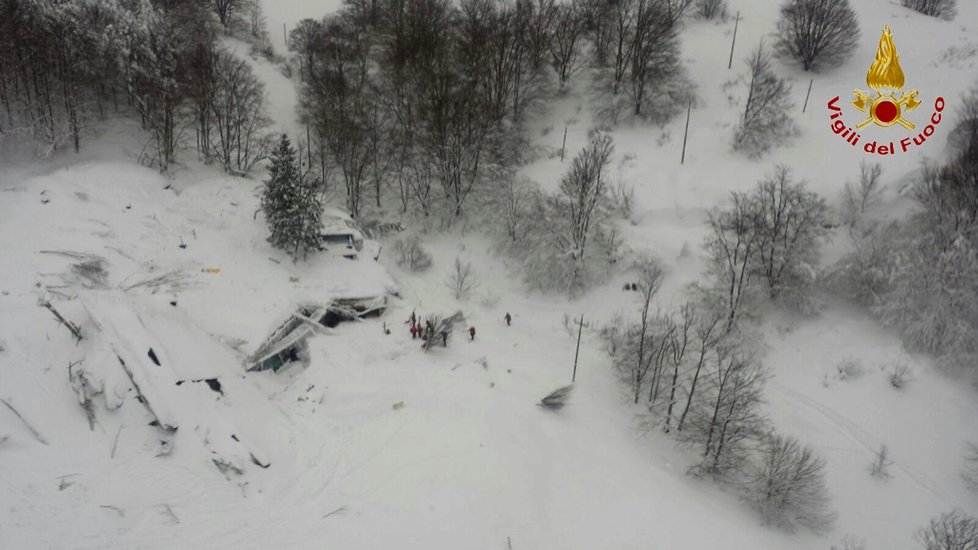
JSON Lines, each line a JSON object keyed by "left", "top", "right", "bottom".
{"left": 1, "top": 0, "right": 977, "bottom": 549}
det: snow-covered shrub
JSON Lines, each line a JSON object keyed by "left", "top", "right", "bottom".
{"left": 889, "top": 363, "right": 912, "bottom": 389}
{"left": 862, "top": 108, "right": 978, "bottom": 373}
{"left": 869, "top": 443, "right": 893, "bottom": 479}
{"left": 902, "top": 0, "right": 957, "bottom": 20}
{"left": 744, "top": 433, "right": 835, "bottom": 533}
{"left": 733, "top": 43, "right": 797, "bottom": 159}
{"left": 393, "top": 236, "right": 432, "bottom": 272}
{"left": 831, "top": 534, "right": 866, "bottom": 550}
{"left": 916, "top": 510, "right": 978, "bottom": 549}
{"left": 832, "top": 218, "right": 978, "bottom": 374}
{"left": 825, "top": 222, "right": 893, "bottom": 306}
{"left": 835, "top": 357, "right": 865, "bottom": 381}
{"left": 775, "top": 0, "right": 859, "bottom": 71}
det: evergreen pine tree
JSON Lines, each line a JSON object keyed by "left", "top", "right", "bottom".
{"left": 260, "top": 134, "right": 322, "bottom": 262}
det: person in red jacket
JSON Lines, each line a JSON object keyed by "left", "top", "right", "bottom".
{"left": 410, "top": 323, "right": 418, "bottom": 339}
{"left": 468, "top": 326, "right": 476, "bottom": 341}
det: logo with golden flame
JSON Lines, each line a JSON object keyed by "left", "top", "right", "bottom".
{"left": 851, "top": 26, "right": 921, "bottom": 130}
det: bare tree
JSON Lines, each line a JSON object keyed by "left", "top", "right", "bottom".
{"left": 696, "top": 0, "right": 727, "bottom": 19}
{"left": 664, "top": 302, "right": 694, "bottom": 432}
{"left": 608, "top": 0, "right": 637, "bottom": 95}
{"left": 705, "top": 192, "right": 760, "bottom": 332}
{"left": 497, "top": 174, "right": 536, "bottom": 245}
{"left": 676, "top": 309, "right": 722, "bottom": 432}
{"left": 745, "top": 433, "right": 835, "bottom": 532}
{"left": 559, "top": 129, "right": 615, "bottom": 260}
{"left": 447, "top": 256, "right": 478, "bottom": 300}
{"left": 549, "top": 2, "right": 587, "bottom": 90}
{"left": 394, "top": 235, "right": 433, "bottom": 272}
{"left": 842, "top": 161, "right": 884, "bottom": 229}
{"left": 734, "top": 41, "right": 796, "bottom": 158}
{"left": 213, "top": 0, "right": 245, "bottom": 29}
{"left": 627, "top": 0, "right": 682, "bottom": 118}
{"left": 616, "top": 255, "right": 666, "bottom": 404}
{"left": 658, "top": 0, "right": 694, "bottom": 28}
{"left": 579, "top": 0, "right": 615, "bottom": 66}
{"left": 751, "top": 166, "right": 829, "bottom": 303}
{"left": 916, "top": 510, "right": 978, "bottom": 550}
{"left": 208, "top": 50, "right": 273, "bottom": 175}
{"left": 902, "top": 0, "right": 957, "bottom": 20}
{"left": 683, "top": 343, "right": 766, "bottom": 477}
{"left": 870, "top": 443, "right": 893, "bottom": 479}
{"left": 775, "top": 0, "right": 859, "bottom": 72}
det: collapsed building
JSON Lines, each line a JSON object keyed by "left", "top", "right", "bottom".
{"left": 246, "top": 296, "right": 388, "bottom": 373}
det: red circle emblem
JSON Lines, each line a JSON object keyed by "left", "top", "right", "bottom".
{"left": 875, "top": 100, "right": 899, "bottom": 124}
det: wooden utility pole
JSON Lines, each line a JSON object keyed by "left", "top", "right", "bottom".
{"left": 680, "top": 101, "right": 692, "bottom": 165}
{"left": 306, "top": 124, "right": 312, "bottom": 168}
{"left": 728, "top": 11, "right": 741, "bottom": 70}
{"left": 283, "top": 23, "right": 287, "bottom": 50}
{"left": 744, "top": 72, "right": 755, "bottom": 123}
{"left": 802, "top": 78, "right": 814, "bottom": 113}
{"left": 572, "top": 315, "right": 583, "bottom": 383}
{"left": 560, "top": 125, "right": 568, "bottom": 162}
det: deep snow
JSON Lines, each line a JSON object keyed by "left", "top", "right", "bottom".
{"left": 1, "top": 0, "right": 977, "bottom": 548}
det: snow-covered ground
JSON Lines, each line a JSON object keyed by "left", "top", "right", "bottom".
{"left": 2, "top": 0, "right": 977, "bottom": 549}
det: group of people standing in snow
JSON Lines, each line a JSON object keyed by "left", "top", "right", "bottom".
{"left": 403, "top": 310, "right": 511, "bottom": 350}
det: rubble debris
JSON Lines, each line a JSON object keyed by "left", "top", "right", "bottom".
{"left": 247, "top": 296, "right": 387, "bottom": 372}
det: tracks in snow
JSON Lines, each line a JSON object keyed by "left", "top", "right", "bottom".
{"left": 769, "top": 382, "right": 948, "bottom": 508}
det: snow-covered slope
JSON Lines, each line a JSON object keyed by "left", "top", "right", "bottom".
{"left": 2, "top": 0, "right": 977, "bottom": 548}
